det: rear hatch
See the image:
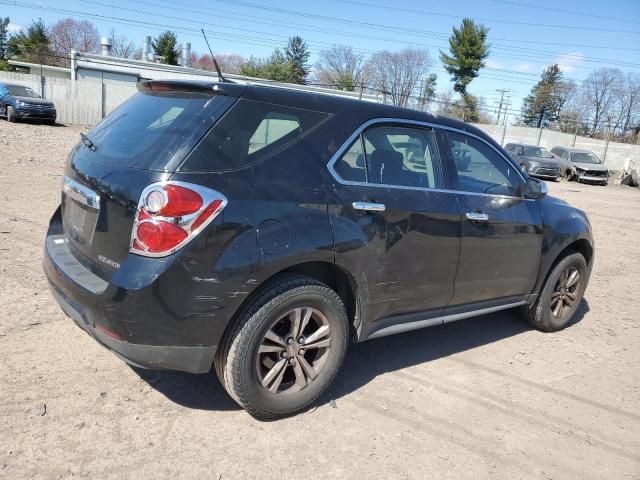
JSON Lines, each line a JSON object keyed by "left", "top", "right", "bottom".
{"left": 60, "top": 81, "right": 243, "bottom": 280}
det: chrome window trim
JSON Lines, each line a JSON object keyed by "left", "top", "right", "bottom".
{"left": 327, "top": 117, "right": 530, "bottom": 201}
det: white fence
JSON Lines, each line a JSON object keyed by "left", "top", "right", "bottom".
{"left": 0, "top": 71, "right": 137, "bottom": 125}
{"left": 2, "top": 70, "right": 638, "bottom": 170}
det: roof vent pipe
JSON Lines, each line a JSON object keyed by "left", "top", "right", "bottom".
{"left": 142, "top": 35, "right": 151, "bottom": 61}
{"left": 181, "top": 42, "right": 191, "bottom": 67}
{"left": 100, "top": 37, "right": 112, "bottom": 56}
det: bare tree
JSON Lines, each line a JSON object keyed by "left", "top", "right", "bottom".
{"left": 614, "top": 72, "right": 640, "bottom": 137}
{"left": 217, "top": 53, "right": 245, "bottom": 74}
{"left": 314, "top": 45, "right": 367, "bottom": 92}
{"left": 191, "top": 52, "right": 245, "bottom": 74}
{"left": 365, "top": 48, "right": 431, "bottom": 107}
{"left": 111, "top": 33, "right": 136, "bottom": 59}
{"left": 582, "top": 68, "right": 623, "bottom": 136}
{"left": 49, "top": 18, "right": 100, "bottom": 64}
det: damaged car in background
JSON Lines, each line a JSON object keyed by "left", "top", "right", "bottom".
{"left": 551, "top": 146, "right": 610, "bottom": 185}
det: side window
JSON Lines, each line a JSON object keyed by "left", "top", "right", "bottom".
{"left": 182, "top": 99, "right": 328, "bottom": 172}
{"left": 447, "top": 131, "right": 522, "bottom": 197}
{"left": 362, "top": 125, "right": 443, "bottom": 189}
{"left": 333, "top": 137, "right": 366, "bottom": 183}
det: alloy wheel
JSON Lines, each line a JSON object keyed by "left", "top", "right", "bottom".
{"left": 550, "top": 266, "right": 581, "bottom": 320}
{"left": 256, "top": 307, "right": 332, "bottom": 394}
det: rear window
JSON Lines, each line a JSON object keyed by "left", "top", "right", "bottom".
{"left": 84, "top": 91, "right": 233, "bottom": 171}
{"left": 181, "top": 99, "right": 329, "bottom": 172}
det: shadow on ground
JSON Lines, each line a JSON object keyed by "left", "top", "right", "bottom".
{"left": 134, "top": 301, "right": 590, "bottom": 412}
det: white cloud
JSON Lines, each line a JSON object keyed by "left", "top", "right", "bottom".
{"left": 7, "top": 23, "right": 24, "bottom": 34}
{"left": 554, "top": 52, "right": 585, "bottom": 74}
{"left": 514, "top": 63, "right": 532, "bottom": 73}
{"left": 485, "top": 59, "right": 504, "bottom": 69}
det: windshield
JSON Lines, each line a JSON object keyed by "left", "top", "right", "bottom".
{"left": 571, "top": 152, "right": 601, "bottom": 164}
{"left": 7, "top": 85, "right": 41, "bottom": 98}
{"left": 82, "top": 90, "right": 233, "bottom": 170}
{"left": 523, "top": 147, "right": 552, "bottom": 158}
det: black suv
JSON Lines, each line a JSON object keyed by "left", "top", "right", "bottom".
{"left": 44, "top": 80, "right": 594, "bottom": 419}
{"left": 0, "top": 81, "right": 57, "bottom": 124}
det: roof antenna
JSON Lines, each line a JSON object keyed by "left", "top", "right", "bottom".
{"left": 201, "top": 28, "right": 231, "bottom": 83}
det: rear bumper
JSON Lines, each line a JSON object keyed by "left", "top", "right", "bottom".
{"left": 48, "top": 285, "right": 216, "bottom": 373}
{"left": 42, "top": 207, "right": 250, "bottom": 374}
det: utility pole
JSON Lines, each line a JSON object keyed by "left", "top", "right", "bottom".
{"left": 572, "top": 121, "right": 579, "bottom": 147}
{"left": 537, "top": 107, "right": 546, "bottom": 146}
{"left": 603, "top": 116, "right": 612, "bottom": 164}
{"left": 495, "top": 89, "right": 509, "bottom": 126}
{"left": 358, "top": 82, "right": 364, "bottom": 100}
{"left": 501, "top": 96, "right": 510, "bottom": 146}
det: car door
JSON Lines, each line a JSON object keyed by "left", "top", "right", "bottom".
{"left": 441, "top": 130, "right": 543, "bottom": 313}
{"left": 327, "top": 122, "right": 462, "bottom": 333}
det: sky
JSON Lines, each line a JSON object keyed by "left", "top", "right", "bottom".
{"left": 3, "top": 0, "right": 640, "bottom": 119}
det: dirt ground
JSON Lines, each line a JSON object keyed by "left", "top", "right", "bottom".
{"left": 0, "top": 121, "right": 639, "bottom": 480}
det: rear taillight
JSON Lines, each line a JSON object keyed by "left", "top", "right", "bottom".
{"left": 130, "top": 181, "right": 227, "bottom": 257}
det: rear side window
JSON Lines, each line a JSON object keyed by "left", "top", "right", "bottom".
{"left": 181, "top": 99, "right": 329, "bottom": 172}
{"left": 332, "top": 125, "right": 444, "bottom": 189}
{"left": 85, "top": 91, "right": 233, "bottom": 171}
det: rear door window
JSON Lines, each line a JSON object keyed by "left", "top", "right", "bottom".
{"left": 181, "top": 99, "right": 329, "bottom": 172}
{"left": 84, "top": 91, "right": 234, "bottom": 171}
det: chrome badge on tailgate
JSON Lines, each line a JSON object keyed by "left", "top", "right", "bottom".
{"left": 62, "top": 176, "right": 100, "bottom": 245}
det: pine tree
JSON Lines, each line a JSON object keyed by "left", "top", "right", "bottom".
{"left": 440, "top": 19, "right": 489, "bottom": 96}
{"left": 284, "top": 36, "right": 310, "bottom": 84}
{"left": 152, "top": 31, "right": 178, "bottom": 65}
{"left": 440, "top": 19, "right": 489, "bottom": 121}
{"left": 7, "top": 19, "right": 52, "bottom": 64}
{"left": 521, "top": 64, "right": 565, "bottom": 127}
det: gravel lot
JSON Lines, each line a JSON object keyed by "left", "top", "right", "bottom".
{"left": 1, "top": 121, "right": 639, "bottom": 479}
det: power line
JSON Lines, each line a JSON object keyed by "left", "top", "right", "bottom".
{"left": 109, "top": 0, "right": 640, "bottom": 69}
{"left": 490, "top": 0, "right": 640, "bottom": 25}
{"left": 330, "top": 0, "right": 640, "bottom": 33}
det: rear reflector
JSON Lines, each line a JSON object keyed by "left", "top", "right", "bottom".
{"left": 130, "top": 181, "right": 227, "bottom": 258}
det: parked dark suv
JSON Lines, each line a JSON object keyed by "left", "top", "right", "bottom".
{"left": 0, "top": 82, "right": 57, "bottom": 124}
{"left": 44, "top": 80, "right": 594, "bottom": 419}
{"left": 504, "top": 142, "right": 561, "bottom": 180}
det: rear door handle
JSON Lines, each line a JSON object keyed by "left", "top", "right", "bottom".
{"left": 353, "top": 201, "right": 386, "bottom": 212}
{"left": 465, "top": 212, "right": 489, "bottom": 222}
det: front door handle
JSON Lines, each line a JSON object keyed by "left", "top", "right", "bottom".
{"left": 353, "top": 201, "right": 386, "bottom": 212}
{"left": 465, "top": 212, "right": 489, "bottom": 222}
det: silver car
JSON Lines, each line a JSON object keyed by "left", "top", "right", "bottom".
{"left": 550, "top": 146, "right": 609, "bottom": 185}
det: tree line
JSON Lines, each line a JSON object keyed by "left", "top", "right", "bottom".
{"left": 1, "top": 15, "right": 637, "bottom": 142}
{"left": 520, "top": 64, "right": 640, "bottom": 143}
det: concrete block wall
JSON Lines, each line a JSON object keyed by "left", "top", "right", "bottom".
{"left": 474, "top": 124, "right": 640, "bottom": 171}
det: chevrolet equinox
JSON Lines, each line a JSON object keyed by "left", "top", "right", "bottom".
{"left": 44, "top": 80, "right": 594, "bottom": 419}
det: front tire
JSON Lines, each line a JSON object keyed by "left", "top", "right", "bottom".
{"left": 216, "top": 274, "right": 349, "bottom": 419}
{"left": 7, "top": 106, "right": 16, "bottom": 123}
{"left": 522, "top": 252, "right": 588, "bottom": 332}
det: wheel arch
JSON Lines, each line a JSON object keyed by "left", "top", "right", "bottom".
{"left": 220, "top": 261, "right": 361, "bottom": 348}
{"left": 531, "top": 237, "right": 594, "bottom": 303}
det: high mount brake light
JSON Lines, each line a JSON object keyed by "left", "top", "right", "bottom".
{"left": 130, "top": 181, "right": 227, "bottom": 257}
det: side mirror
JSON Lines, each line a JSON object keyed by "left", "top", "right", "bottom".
{"left": 550, "top": 154, "right": 555, "bottom": 158}
{"left": 524, "top": 177, "right": 548, "bottom": 199}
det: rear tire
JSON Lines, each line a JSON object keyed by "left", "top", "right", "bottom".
{"left": 522, "top": 252, "right": 588, "bottom": 332}
{"left": 7, "top": 106, "right": 16, "bottom": 123}
{"left": 215, "top": 274, "right": 349, "bottom": 419}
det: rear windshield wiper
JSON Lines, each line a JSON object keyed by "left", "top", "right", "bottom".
{"left": 80, "top": 133, "right": 97, "bottom": 152}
